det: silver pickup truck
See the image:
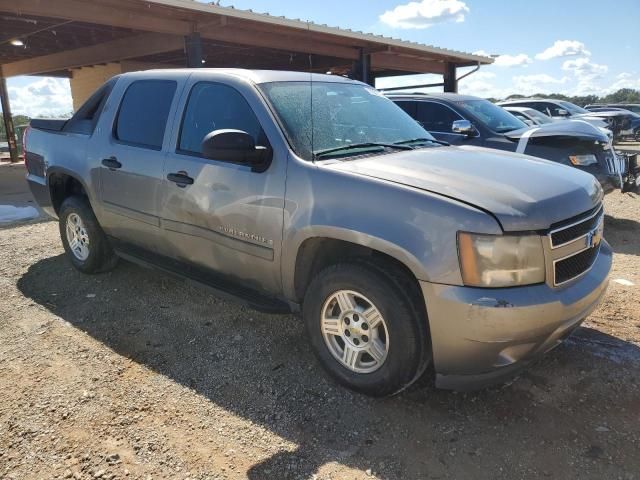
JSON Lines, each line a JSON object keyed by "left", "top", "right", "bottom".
{"left": 24, "top": 69, "right": 611, "bottom": 396}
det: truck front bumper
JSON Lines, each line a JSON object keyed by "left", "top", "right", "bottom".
{"left": 421, "top": 240, "right": 612, "bottom": 391}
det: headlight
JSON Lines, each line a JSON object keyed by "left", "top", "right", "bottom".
{"left": 569, "top": 154, "right": 598, "bottom": 166}
{"left": 458, "top": 232, "right": 545, "bottom": 287}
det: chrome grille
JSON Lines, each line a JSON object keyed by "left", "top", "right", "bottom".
{"left": 548, "top": 205, "right": 604, "bottom": 286}
{"left": 554, "top": 245, "right": 601, "bottom": 285}
{"left": 550, "top": 206, "right": 604, "bottom": 248}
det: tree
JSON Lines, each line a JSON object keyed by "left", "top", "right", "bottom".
{"left": 495, "top": 89, "right": 640, "bottom": 107}
{"left": 0, "top": 115, "right": 30, "bottom": 141}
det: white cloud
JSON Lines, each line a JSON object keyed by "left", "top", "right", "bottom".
{"left": 562, "top": 57, "right": 608, "bottom": 79}
{"left": 380, "top": 0, "right": 469, "bottom": 29}
{"left": 473, "top": 50, "right": 532, "bottom": 67}
{"left": 513, "top": 73, "right": 569, "bottom": 87}
{"left": 458, "top": 80, "right": 509, "bottom": 99}
{"left": 602, "top": 72, "right": 640, "bottom": 94}
{"left": 8, "top": 77, "right": 73, "bottom": 118}
{"left": 535, "top": 40, "right": 591, "bottom": 60}
{"left": 459, "top": 72, "right": 572, "bottom": 98}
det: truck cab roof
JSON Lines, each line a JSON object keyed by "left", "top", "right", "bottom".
{"left": 117, "top": 68, "right": 361, "bottom": 85}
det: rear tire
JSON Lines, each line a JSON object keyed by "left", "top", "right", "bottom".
{"left": 59, "top": 196, "right": 118, "bottom": 274}
{"left": 303, "top": 260, "right": 430, "bottom": 397}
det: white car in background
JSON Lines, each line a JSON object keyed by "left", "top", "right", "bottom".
{"left": 503, "top": 105, "right": 614, "bottom": 143}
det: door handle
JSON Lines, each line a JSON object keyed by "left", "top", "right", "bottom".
{"left": 102, "top": 157, "right": 122, "bottom": 170}
{"left": 167, "top": 172, "right": 194, "bottom": 186}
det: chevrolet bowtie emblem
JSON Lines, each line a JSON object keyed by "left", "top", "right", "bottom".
{"left": 587, "top": 222, "right": 603, "bottom": 249}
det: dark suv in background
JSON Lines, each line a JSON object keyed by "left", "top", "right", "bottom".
{"left": 586, "top": 103, "right": 640, "bottom": 115}
{"left": 390, "top": 93, "right": 625, "bottom": 192}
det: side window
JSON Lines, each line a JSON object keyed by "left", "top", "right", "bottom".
{"left": 64, "top": 78, "right": 117, "bottom": 135}
{"left": 511, "top": 111, "right": 527, "bottom": 122}
{"left": 115, "top": 80, "right": 177, "bottom": 150}
{"left": 395, "top": 101, "right": 417, "bottom": 118}
{"left": 179, "top": 82, "right": 267, "bottom": 156}
{"left": 545, "top": 103, "right": 564, "bottom": 116}
{"left": 417, "top": 102, "right": 463, "bottom": 132}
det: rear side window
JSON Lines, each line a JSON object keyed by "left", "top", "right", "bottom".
{"left": 178, "top": 82, "right": 267, "bottom": 156}
{"left": 64, "top": 78, "right": 117, "bottom": 135}
{"left": 417, "top": 101, "right": 463, "bottom": 132}
{"left": 115, "top": 80, "right": 177, "bottom": 150}
{"left": 395, "top": 101, "right": 417, "bottom": 118}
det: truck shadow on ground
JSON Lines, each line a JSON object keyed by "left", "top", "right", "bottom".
{"left": 17, "top": 254, "right": 640, "bottom": 479}
{"left": 605, "top": 214, "right": 640, "bottom": 256}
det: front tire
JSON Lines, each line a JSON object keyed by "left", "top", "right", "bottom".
{"left": 59, "top": 196, "right": 118, "bottom": 274}
{"left": 303, "top": 261, "right": 430, "bottom": 397}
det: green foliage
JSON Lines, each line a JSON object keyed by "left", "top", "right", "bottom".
{"left": 499, "top": 89, "right": 640, "bottom": 107}
{"left": 0, "top": 114, "right": 31, "bottom": 141}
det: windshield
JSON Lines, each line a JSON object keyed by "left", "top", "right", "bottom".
{"left": 526, "top": 109, "right": 554, "bottom": 124}
{"left": 456, "top": 99, "right": 527, "bottom": 132}
{"left": 259, "top": 81, "right": 435, "bottom": 160}
{"left": 558, "top": 101, "right": 589, "bottom": 115}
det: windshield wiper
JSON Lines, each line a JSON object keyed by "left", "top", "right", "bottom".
{"left": 394, "top": 137, "right": 449, "bottom": 147}
{"left": 314, "top": 142, "right": 413, "bottom": 160}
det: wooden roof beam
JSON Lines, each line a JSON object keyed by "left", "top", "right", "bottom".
{"left": 0, "top": 0, "right": 192, "bottom": 35}
{"left": 199, "top": 24, "right": 360, "bottom": 60}
{"left": 370, "top": 52, "right": 446, "bottom": 74}
{"left": 0, "top": 32, "right": 184, "bottom": 77}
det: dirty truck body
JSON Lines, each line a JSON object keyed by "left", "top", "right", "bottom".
{"left": 25, "top": 70, "right": 611, "bottom": 395}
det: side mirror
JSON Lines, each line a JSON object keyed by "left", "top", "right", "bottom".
{"left": 452, "top": 119, "right": 476, "bottom": 136}
{"left": 557, "top": 108, "right": 570, "bottom": 117}
{"left": 523, "top": 119, "right": 535, "bottom": 127}
{"left": 202, "top": 129, "right": 272, "bottom": 172}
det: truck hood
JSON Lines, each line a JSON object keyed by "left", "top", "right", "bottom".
{"left": 504, "top": 120, "right": 609, "bottom": 143}
{"left": 327, "top": 146, "right": 603, "bottom": 231}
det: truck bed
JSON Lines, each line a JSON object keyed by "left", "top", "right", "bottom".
{"left": 30, "top": 119, "right": 67, "bottom": 132}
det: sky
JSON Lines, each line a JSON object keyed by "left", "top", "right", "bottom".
{"left": 4, "top": 0, "right": 640, "bottom": 117}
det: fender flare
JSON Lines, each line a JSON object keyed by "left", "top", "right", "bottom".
{"left": 46, "top": 166, "right": 96, "bottom": 212}
{"left": 281, "top": 225, "right": 430, "bottom": 301}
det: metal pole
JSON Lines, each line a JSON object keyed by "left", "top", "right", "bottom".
{"left": 0, "top": 76, "right": 19, "bottom": 163}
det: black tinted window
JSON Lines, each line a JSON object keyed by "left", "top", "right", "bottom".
{"left": 417, "top": 102, "right": 463, "bottom": 132}
{"left": 179, "top": 82, "right": 266, "bottom": 155}
{"left": 115, "top": 80, "right": 177, "bottom": 150}
{"left": 395, "top": 101, "right": 417, "bottom": 117}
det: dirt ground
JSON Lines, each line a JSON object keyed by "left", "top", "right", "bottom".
{"left": 1, "top": 188, "right": 639, "bottom": 480}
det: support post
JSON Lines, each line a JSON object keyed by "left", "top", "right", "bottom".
{"left": 352, "top": 49, "right": 373, "bottom": 86}
{"left": 0, "top": 76, "right": 19, "bottom": 163}
{"left": 184, "top": 32, "right": 203, "bottom": 68}
{"left": 443, "top": 62, "right": 458, "bottom": 93}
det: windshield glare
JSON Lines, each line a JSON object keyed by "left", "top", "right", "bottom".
{"left": 259, "top": 82, "right": 434, "bottom": 160}
{"left": 559, "top": 101, "right": 589, "bottom": 115}
{"left": 526, "top": 109, "right": 554, "bottom": 124}
{"left": 457, "top": 99, "right": 527, "bottom": 132}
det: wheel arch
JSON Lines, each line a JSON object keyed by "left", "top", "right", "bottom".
{"left": 285, "top": 227, "right": 429, "bottom": 304}
{"left": 47, "top": 167, "right": 92, "bottom": 215}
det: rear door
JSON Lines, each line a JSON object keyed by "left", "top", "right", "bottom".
{"left": 95, "top": 75, "right": 184, "bottom": 253}
{"left": 159, "top": 75, "right": 287, "bottom": 295}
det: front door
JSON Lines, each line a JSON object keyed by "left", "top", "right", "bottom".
{"left": 160, "top": 78, "right": 287, "bottom": 295}
{"left": 415, "top": 101, "right": 477, "bottom": 145}
{"left": 97, "top": 77, "right": 182, "bottom": 253}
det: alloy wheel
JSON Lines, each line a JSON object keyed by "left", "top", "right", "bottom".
{"left": 320, "top": 290, "right": 389, "bottom": 374}
{"left": 65, "top": 212, "right": 90, "bottom": 261}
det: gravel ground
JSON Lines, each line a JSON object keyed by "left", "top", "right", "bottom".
{"left": 1, "top": 191, "right": 639, "bottom": 480}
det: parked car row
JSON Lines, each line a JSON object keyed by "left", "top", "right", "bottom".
{"left": 25, "top": 69, "right": 615, "bottom": 396}
{"left": 390, "top": 92, "right": 635, "bottom": 193}
{"left": 500, "top": 98, "right": 640, "bottom": 141}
